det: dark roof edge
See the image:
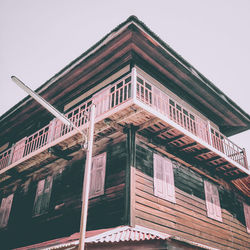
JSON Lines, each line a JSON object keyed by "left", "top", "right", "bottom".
{"left": 1, "top": 16, "right": 249, "bottom": 135}
{"left": 0, "top": 16, "right": 137, "bottom": 122}
{"left": 127, "top": 17, "right": 250, "bottom": 128}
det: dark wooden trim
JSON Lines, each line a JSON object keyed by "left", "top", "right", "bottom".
{"left": 124, "top": 125, "right": 137, "bottom": 225}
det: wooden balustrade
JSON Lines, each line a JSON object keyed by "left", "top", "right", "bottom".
{"left": 0, "top": 71, "right": 248, "bottom": 171}
{"left": 136, "top": 73, "right": 247, "bottom": 169}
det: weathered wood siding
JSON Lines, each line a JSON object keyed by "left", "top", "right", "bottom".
{"left": 0, "top": 141, "right": 126, "bottom": 249}
{"left": 134, "top": 143, "right": 250, "bottom": 250}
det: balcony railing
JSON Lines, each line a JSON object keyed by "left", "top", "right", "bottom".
{"left": 0, "top": 70, "right": 248, "bottom": 172}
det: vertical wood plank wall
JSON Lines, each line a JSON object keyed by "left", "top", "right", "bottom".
{"left": 134, "top": 143, "right": 250, "bottom": 250}
{"left": 0, "top": 141, "right": 127, "bottom": 249}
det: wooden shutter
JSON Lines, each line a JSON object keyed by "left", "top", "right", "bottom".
{"left": 93, "top": 87, "right": 110, "bottom": 117}
{"left": 12, "top": 137, "right": 27, "bottom": 163}
{"left": 153, "top": 154, "right": 165, "bottom": 198}
{"left": 41, "top": 176, "right": 53, "bottom": 213}
{"left": 90, "top": 152, "right": 106, "bottom": 198}
{"left": 0, "top": 194, "right": 14, "bottom": 228}
{"left": 152, "top": 87, "right": 168, "bottom": 116}
{"left": 154, "top": 153, "right": 175, "bottom": 203}
{"left": 47, "top": 119, "right": 57, "bottom": 143}
{"left": 204, "top": 180, "right": 222, "bottom": 221}
{"left": 33, "top": 177, "right": 53, "bottom": 216}
{"left": 243, "top": 203, "right": 250, "bottom": 233}
{"left": 164, "top": 157, "right": 176, "bottom": 203}
{"left": 33, "top": 179, "right": 45, "bottom": 216}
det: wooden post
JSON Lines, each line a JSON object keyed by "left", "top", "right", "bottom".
{"left": 78, "top": 105, "right": 96, "bottom": 250}
{"left": 131, "top": 67, "right": 137, "bottom": 101}
{"left": 207, "top": 121, "right": 213, "bottom": 146}
{"left": 242, "top": 148, "right": 248, "bottom": 169}
{"left": 124, "top": 124, "right": 136, "bottom": 227}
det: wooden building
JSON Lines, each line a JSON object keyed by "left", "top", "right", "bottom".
{"left": 0, "top": 16, "right": 249, "bottom": 249}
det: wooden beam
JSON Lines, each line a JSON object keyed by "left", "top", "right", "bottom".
{"left": 177, "top": 142, "right": 197, "bottom": 150}
{"left": 104, "top": 118, "right": 124, "bottom": 133}
{"left": 165, "top": 134, "right": 185, "bottom": 143}
{"left": 125, "top": 124, "right": 137, "bottom": 227}
{"left": 48, "top": 146, "right": 73, "bottom": 161}
{"left": 95, "top": 107, "right": 142, "bottom": 135}
{"left": 189, "top": 148, "right": 210, "bottom": 157}
{"left": 137, "top": 117, "right": 161, "bottom": 131}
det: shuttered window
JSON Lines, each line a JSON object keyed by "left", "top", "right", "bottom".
{"left": 33, "top": 176, "right": 53, "bottom": 216}
{"left": 89, "top": 152, "right": 106, "bottom": 198}
{"left": 153, "top": 153, "right": 175, "bottom": 203}
{"left": 204, "top": 180, "right": 222, "bottom": 222}
{"left": 12, "top": 137, "right": 27, "bottom": 163}
{"left": 0, "top": 193, "right": 14, "bottom": 228}
{"left": 243, "top": 203, "right": 250, "bottom": 233}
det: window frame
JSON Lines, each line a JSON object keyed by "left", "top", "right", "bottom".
{"left": 153, "top": 153, "right": 176, "bottom": 203}
{"left": 89, "top": 152, "right": 107, "bottom": 199}
{"left": 0, "top": 193, "right": 14, "bottom": 228}
{"left": 204, "top": 180, "right": 222, "bottom": 222}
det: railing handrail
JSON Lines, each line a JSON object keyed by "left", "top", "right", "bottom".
{"left": 0, "top": 71, "right": 248, "bottom": 171}
{"left": 135, "top": 73, "right": 247, "bottom": 168}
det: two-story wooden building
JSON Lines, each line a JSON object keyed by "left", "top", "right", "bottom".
{"left": 0, "top": 16, "right": 249, "bottom": 250}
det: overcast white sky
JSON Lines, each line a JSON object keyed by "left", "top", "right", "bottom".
{"left": 0, "top": 0, "right": 249, "bottom": 161}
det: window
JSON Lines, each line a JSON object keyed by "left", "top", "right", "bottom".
{"left": 243, "top": 203, "right": 250, "bottom": 233}
{"left": 89, "top": 152, "right": 107, "bottom": 198}
{"left": 0, "top": 193, "right": 14, "bottom": 228}
{"left": 89, "top": 152, "right": 106, "bottom": 198}
{"left": 33, "top": 176, "right": 53, "bottom": 216}
{"left": 153, "top": 153, "right": 175, "bottom": 203}
{"left": 204, "top": 180, "right": 222, "bottom": 221}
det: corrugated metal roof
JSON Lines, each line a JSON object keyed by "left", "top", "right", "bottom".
{"left": 15, "top": 225, "right": 170, "bottom": 250}
{"left": 85, "top": 225, "right": 170, "bottom": 244}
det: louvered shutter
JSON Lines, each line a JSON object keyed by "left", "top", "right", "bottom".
{"left": 164, "top": 158, "right": 176, "bottom": 203}
{"left": 93, "top": 87, "right": 110, "bottom": 117}
{"left": 54, "top": 119, "right": 63, "bottom": 140}
{"left": 41, "top": 176, "right": 53, "bottom": 213}
{"left": 0, "top": 194, "right": 14, "bottom": 228}
{"left": 33, "top": 179, "right": 45, "bottom": 215}
{"left": 154, "top": 154, "right": 164, "bottom": 198}
{"left": 212, "top": 184, "right": 222, "bottom": 221}
{"left": 243, "top": 203, "right": 250, "bottom": 233}
{"left": 154, "top": 154, "right": 175, "bottom": 203}
{"left": 47, "top": 119, "right": 56, "bottom": 143}
{"left": 12, "top": 137, "right": 27, "bottom": 163}
{"left": 90, "top": 152, "right": 106, "bottom": 198}
{"left": 204, "top": 180, "right": 222, "bottom": 221}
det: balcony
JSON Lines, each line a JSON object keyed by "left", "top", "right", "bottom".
{"left": 0, "top": 68, "right": 248, "bottom": 180}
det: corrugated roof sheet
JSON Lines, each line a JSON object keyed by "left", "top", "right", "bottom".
{"left": 14, "top": 225, "right": 170, "bottom": 250}
{"left": 85, "top": 225, "right": 170, "bottom": 244}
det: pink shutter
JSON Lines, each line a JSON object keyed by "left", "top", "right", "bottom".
{"left": 12, "top": 137, "right": 27, "bottom": 163}
{"left": 0, "top": 194, "right": 14, "bottom": 228}
{"left": 164, "top": 158, "right": 176, "bottom": 203}
{"left": 154, "top": 154, "right": 175, "bottom": 202}
{"left": 44, "top": 176, "right": 53, "bottom": 193}
{"left": 204, "top": 180, "right": 214, "bottom": 219}
{"left": 204, "top": 181, "right": 222, "bottom": 221}
{"left": 93, "top": 87, "right": 110, "bottom": 117}
{"left": 154, "top": 154, "right": 164, "bottom": 198}
{"left": 47, "top": 119, "right": 57, "bottom": 143}
{"left": 36, "top": 179, "right": 45, "bottom": 197}
{"left": 212, "top": 184, "right": 222, "bottom": 221}
{"left": 53, "top": 119, "right": 63, "bottom": 140}
{"left": 243, "top": 203, "right": 250, "bottom": 233}
{"left": 90, "top": 152, "right": 106, "bottom": 198}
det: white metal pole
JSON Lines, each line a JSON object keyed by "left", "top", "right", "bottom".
{"left": 78, "top": 104, "right": 96, "bottom": 250}
{"left": 11, "top": 76, "right": 85, "bottom": 137}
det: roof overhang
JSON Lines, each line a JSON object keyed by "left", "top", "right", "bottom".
{"left": 1, "top": 16, "right": 249, "bottom": 143}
